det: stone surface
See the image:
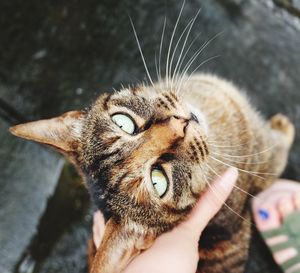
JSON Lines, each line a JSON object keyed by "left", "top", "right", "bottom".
{"left": 0, "top": 0, "right": 300, "bottom": 272}
{"left": 294, "top": 0, "right": 300, "bottom": 10}
{"left": 0, "top": 121, "right": 64, "bottom": 273}
{"left": 18, "top": 163, "right": 92, "bottom": 273}
{"left": 273, "top": 0, "right": 300, "bottom": 16}
{"left": 37, "top": 215, "right": 92, "bottom": 273}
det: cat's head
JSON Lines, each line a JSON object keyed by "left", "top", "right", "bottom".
{"left": 10, "top": 84, "right": 210, "bottom": 232}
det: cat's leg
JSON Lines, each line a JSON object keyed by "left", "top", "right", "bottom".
{"left": 266, "top": 114, "right": 295, "bottom": 181}
{"left": 197, "top": 212, "right": 251, "bottom": 273}
{"left": 87, "top": 238, "right": 97, "bottom": 272}
{"left": 251, "top": 114, "right": 295, "bottom": 194}
{"left": 270, "top": 114, "right": 295, "bottom": 149}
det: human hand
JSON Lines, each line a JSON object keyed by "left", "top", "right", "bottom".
{"left": 93, "top": 167, "right": 238, "bottom": 273}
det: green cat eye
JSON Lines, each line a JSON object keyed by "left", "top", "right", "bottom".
{"left": 111, "top": 114, "right": 136, "bottom": 135}
{"left": 151, "top": 168, "right": 168, "bottom": 198}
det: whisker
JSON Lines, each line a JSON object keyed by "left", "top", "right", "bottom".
{"left": 205, "top": 163, "right": 256, "bottom": 199}
{"left": 159, "top": 17, "right": 167, "bottom": 83}
{"left": 200, "top": 166, "right": 252, "bottom": 225}
{"left": 174, "top": 32, "right": 202, "bottom": 94}
{"left": 129, "top": 16, "right": 155, "bottom": 88}
{"left": 211, "top": 153, "right": 270, "bottom": 165}
{"left": 182, "top": 55, "right": 221, "bottom": 89}
{"left": 178, "top": 56, "right": 220, "bottom": 94}
{"left": 166, "top": 0, "right": 185, "bottom": 88}
{"left": 177, "top": 32, "right": 223, "bottom": 92}
{"left": 208, "top": 142, "right": 253, "bottom": 148}
{"left": 210, "top": 156, "right": 275, "bottom": 179}
{"left": 176, "top": 39, "right": 210, "bottom": 89}
{"left": 207, "top": 138, "right": 257, "bottom": 150}
{"left": 210, "top": 143, "right": 277, "bottom": 159}
{"left": 155, "top": 51, "right": 159, "bottom": 83}
{"left": 171, "top": 8, "right": 201, "bottom": 92}
{"left": 176, "top": 32, "right": 223, "bottom": 88}
{"left": 169, "top": 17, "right": 195, "bottom": 90}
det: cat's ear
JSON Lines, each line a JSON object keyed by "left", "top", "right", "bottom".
{"left": 90, "top": 219, "right": 155, "bottom": 273}
{"left": 9, "top": 111, "right": 85, "bottom": 153}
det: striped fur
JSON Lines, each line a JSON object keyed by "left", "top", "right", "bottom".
{"left": 10, "top": 73, "right": 295, "bottom": 273}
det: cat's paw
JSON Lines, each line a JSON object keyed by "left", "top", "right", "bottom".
{"left": 270, "top": 113, "right": 295, "bottom": 147}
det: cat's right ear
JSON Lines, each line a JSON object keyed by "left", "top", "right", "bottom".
{"left": 9, "top": 111, "right": 85, "bottom": 154}
{"left": 90, "top": 218, "right": 156, "bottom": 273}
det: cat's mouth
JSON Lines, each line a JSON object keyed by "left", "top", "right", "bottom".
{"left": 187, "top": 103, "right": 208, "bottom": 135}
{"left": 179, "top": 112, "right": 199, "bottom": 135}
{"left": 182, "top": 111, "right": 209, "bottom": 164}
{"left": 190, "top": 112, "right": 199, "bottom": 123}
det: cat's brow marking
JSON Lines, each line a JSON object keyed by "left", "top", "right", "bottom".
{"left": 103, "top": 93, "right": 113, "bottom": 111}
{"left": 163, "top": 94, "right": 177, "bottom": 108}
{"left": 159, "top": 153, "right": 176, "bottom": 162}
{"left": 157, "top": 98, "right": 171, "bottom": 110}
{"left": 169, "top": 92, "right": 179, "bottom": 101}
{"left": 130, "top": 85, "right": 142, "bottom": 95}
{"left": 113, "top": 100, "right": 151, "bottom": 120}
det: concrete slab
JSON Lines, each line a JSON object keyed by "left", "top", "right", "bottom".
{"left": 0, "top": 0, "right": 299, "bottom": 272}
{"left": 0, "top": 121, "right": 64, "bottom": 273}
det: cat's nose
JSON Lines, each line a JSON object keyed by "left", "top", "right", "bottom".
{"left": 169, "top": 116, "right": 189, "bottom": 138}
{"left": 130, "top": 116, "right": 187, "bottom": 161}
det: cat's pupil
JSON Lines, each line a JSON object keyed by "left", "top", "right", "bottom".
{"left": 151, "top": 168, "right": 168, "bottom": 198}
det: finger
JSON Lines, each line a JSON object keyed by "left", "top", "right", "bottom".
{"left": 93, "top": 210, "right": 106, "bottom": 248}
{"left": 293, "top": 192, "right": 300, "bottom": 210}
{"left": 185, "top": 167, "right": 238, "bottom": 236}
{"left": 277, "top": 196, "right": 294, "bottom": 219}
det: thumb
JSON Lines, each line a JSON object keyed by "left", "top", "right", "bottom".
{"left": 93, "top": 210, "right": 106, "bottom": 248}
{"left": 184, "top": 167, "right": 238, "bottom": 237}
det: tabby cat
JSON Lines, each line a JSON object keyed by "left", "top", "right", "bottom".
{"left": 10, "top": 73, "right": 294, "bottom": 273}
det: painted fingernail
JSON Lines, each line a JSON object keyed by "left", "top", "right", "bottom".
{"left": 258, "top": 209, "right": 269, "bottom": 220}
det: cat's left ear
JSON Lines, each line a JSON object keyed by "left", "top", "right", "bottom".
{"left": 9, "top": 111, "right": 85, "bottom": 153}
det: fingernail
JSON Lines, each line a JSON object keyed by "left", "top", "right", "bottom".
{"left": 258, "top": 209, "right": 269, "bottom": 220}
{"left": 219, "top": 167, "right": 238, "bottom": 190}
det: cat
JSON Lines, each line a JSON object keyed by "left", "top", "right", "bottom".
{"left": 9, "top": 73, "right": 295, "bottom": 273}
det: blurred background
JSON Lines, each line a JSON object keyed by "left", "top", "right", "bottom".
{"left": 0, "top": 0, "right": 300, "bottom": 272}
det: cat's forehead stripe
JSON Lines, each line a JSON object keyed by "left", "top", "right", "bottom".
{"left": 157, "top": 98, "right": 170, "bottom": 110}
{"left": 130, "top": 85, "right": 142, "bottom": 95}
{"left": 169, "top": 92, "right": 179, "bottom": 101}
{"left": 103, "top": 93, "right": 113, "bottom": 111}
{"left": 163, "top": 94, "right": 177, "bottom": 108}
{"left": 111, "top": 98, "right": 152, "bottom": 119}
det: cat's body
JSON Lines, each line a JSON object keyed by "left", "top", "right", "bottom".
{"left": 184, "top": 74, "right": 294, "bottom": 272}
{"left": 10, "top": 73, "right": 294, "bottom": 273}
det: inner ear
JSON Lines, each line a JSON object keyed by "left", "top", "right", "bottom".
{"left": 9, "top": 110, "right": 85, "bottom": 153}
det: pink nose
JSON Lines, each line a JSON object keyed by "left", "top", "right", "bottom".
{"left": 129, "top": 116, "right": 188, "bottom": 162}
{"left": 168, "top": 116, "right": 188, "bottom": 138}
